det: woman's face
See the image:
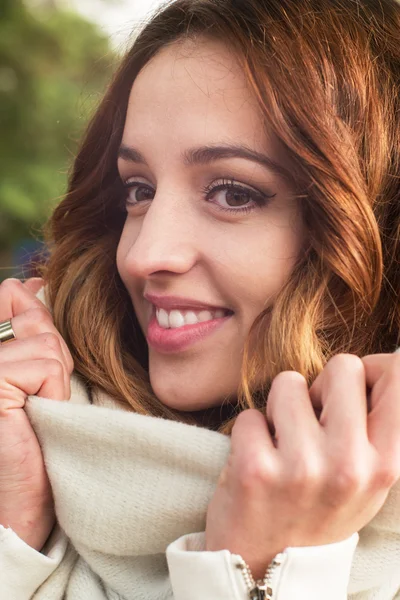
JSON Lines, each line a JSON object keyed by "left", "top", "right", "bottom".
{"left": 116, "top": 37, "right": 304, "bottom": 411}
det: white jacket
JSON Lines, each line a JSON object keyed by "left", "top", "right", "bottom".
{"left": 0, "top": 374, "right": 399, "bottom": 599}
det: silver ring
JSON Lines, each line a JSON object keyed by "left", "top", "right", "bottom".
{"left": 0, "top": 319, "right": 17, "bottom": 344}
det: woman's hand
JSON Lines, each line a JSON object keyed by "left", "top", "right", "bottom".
{"left": 0, "top": 278, "right": 74, "bottom": 551}
{"left": 205, "top": 353, "right": 400, "bottom": 580}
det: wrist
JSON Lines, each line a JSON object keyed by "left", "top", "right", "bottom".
{"left": 5, "top": 508, "right": 56, "bottom": 552}
{"left": 205, "top": 537, "right": 278, "bottom": 581}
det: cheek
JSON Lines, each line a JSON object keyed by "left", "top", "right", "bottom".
{"left": 115, "top": 224, "right": 149, "bottom": 328}
{"left": 223, "top": 220, "right": 304, "bottom": 316}
{"left": 115, "top": 224, "right": 132, "bottom": 282}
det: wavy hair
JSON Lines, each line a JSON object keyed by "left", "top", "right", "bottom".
{"left": 41, "top": 0, "right": 400, "bottom": 432}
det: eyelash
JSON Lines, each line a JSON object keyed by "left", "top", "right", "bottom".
{"left": 202, "top": 179, "right": 276, "bottom": 214}
{"left": 121, "top": 178, "right": 276, "bottom": 215}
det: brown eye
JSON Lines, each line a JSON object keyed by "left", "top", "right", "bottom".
{"left": 205, "top": 181, "right": 273, "bottom": 214}
{"left": 225, "top": 188, "right": 252, "bottom": 207}
{"left": 134, "top": 186, "right": 154, "bottom": 202}
{"left": 125, "top": 183, "right": 155, "bottom": 206}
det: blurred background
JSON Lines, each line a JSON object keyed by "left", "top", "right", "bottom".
{"left": 0, "top": 0, "right": 167, "bottom": 282}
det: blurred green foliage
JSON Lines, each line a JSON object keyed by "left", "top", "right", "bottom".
{"left": 0, "top": 0, "right": 117, "bottom": 252}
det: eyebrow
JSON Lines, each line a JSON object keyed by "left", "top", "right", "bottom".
{"left": 118, "top": 143, "right": 293, "bottom": 182}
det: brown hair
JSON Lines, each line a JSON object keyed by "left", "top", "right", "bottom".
{"left": 42, "top": 0, "right": 400, "bottom": 432}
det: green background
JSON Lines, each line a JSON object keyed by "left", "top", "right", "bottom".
{"left": 0, "top": 0, "right": 118, "bottom": 280}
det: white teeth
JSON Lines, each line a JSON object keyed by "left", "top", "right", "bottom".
{"left": 198, "top": 310, "right": 213, "bottom": 322}
{"left": 169, "top": 310, "right": 186, "bottom": 329}
{"left": 158, "top": 308, "right": 169, "bottom": 329}
{"left": 184, "top": 311, "right": 199, "bottom": 325}
{"left": 155, "top": 307, "right": 228, "bottom": 329}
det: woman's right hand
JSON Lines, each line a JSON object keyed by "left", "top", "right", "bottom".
{"left": 0, "top": 277, "right": 74, "bottom": 552}
{"left": 206, "top": 354, "right": 400, "bottom": 580}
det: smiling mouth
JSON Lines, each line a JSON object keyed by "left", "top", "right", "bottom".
{"left": 146, "top": 305, "right": 234, "bottom": 354}
{"left": 154, "top": 306, "right": 233, "bottom": 329}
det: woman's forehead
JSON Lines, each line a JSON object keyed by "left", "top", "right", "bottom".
{"left": 129, "top": 39, "right": 256, "bottom": 111}
{"left": 122, "top": 38, "right": 275, "bottom": 157}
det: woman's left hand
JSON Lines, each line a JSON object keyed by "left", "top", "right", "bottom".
{"left": 205, "top": 353, "right": 400, "bottom": 580}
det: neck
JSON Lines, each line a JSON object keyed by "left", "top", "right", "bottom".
{"left": 190, "top": 400, "right": 237, "bottom": 432}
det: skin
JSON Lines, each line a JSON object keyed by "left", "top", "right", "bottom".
{"left": 0, "top": 278, "right": 73, "bottom": 550}
{"left": 206, "top": 358, "right": 400, "bottom": 577}
{"left": 1, "top": 279, "right": 400, "bottom": 574}
{"left": 0, "top": 37, "right": 399, "bottom": 578}
{"left": 115, "top": 37, "right": 400, "bottom": 576}
{"left": 116, "top": 37, "right": 305, "bottom": 411}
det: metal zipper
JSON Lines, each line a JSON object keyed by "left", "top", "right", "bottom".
{"left": 236, "top": 553, "right": 286, "bottom": 600}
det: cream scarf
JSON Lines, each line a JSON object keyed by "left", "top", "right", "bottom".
{"left": 24, "top": 374, "right": 400, "bottom": 600}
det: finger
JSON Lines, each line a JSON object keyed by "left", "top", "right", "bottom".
{"left": 267, "top": 371, "right": 320, "bottom": 459}
{"left": 11, "top": 318, "right": 72, "bottom": 397}
{"left": 362, "top": 354, "right": 394, "bottom": 395}
{"left": 230, "top": 409, "right": 276, "bottom": 478}
{"left": 23, "top": 277, "right": 45, "bottom": 295}
{"left": 10, "top": 309, "right": 74, "bottom": 376}
{"left": 0, "top": 334, "right": 71, "bottom": 400}
{"left": 309, "top": 354, "right": 368, "bottom": 445}
{"left": 363, "top": 354, "right": 400, "bottom": 462}
{"left": 0, "top": 278, "right": 48, "bottom": 321}
{"left": 0, "top": 279, "right": 73, "bottom": 379}
{"left": 0, "top": 359, "right": 67, "bottom": 412}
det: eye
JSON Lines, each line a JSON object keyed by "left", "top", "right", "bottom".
{"left": 120, "top": 177, "right": 276, "bottom": 214}
{"left": 123, "top": 180, "right": 155, "bottom": 206}
{"left": 214, "top": 186, "right": 258, "bottom": 208}
{"left": 203, "top": 179, "right": 276, "bottom": 214}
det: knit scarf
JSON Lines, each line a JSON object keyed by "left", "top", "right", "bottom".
{"left": 24, "top": 373, "right": 400, "bottom": 600}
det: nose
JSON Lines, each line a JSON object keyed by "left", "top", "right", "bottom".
{"left": 123, "top": 193, "right": 199, "bottom": 279}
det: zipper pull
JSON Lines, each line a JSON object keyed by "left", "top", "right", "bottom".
{"left": 237, "top": 553, "right": 286, "bottom": 600}
{"left": 249, "top": 582, "right": 273, "bottom": 600}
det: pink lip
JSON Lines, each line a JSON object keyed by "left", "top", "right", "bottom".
{"left": 146, "top": 309, "right": 232, "bottom": 354}
{"left": 144, "top": 292, "right": 229, "bottom": 312}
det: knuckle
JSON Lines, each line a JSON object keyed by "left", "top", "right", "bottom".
{"left": 328, "top": 464, "right": 364, "bottom": 499}
{"left": 372, "top": 463, "right": 400, "bottom": 490}
{"left": 40, "top": 332, "right": 61, "bottom": 353}
{"left": 239, "top": 454, "right": 272, "bottom": 491}
{"left": 288, "top": 460, "right": 321, "bottom": 491}
{"left": 43, "top": 358, "right": 64, "bottom": 378}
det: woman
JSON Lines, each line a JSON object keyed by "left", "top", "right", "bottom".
{"left": 1, "top": 0, "right": 400, "bottom": 598}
